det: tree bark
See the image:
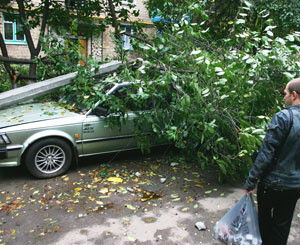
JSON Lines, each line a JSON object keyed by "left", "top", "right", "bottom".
{"left": 107, "top": 0, "right": 119, "bottom": 34}
{"left": 16, "top": 0, "right": 50, "bottom": 84}
{"left": 0, "top": 33, "right": 17, "bottom": 88}
{"left": 0, "top": 56, "right": 34, "bottom": 64}
{"left": 123, "top": 32, "right": 152, "bottom": 45}
{"left": 0, "top": 54, "right": 63, "bottom": 65}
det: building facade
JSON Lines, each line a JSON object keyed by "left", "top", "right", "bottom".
{"left": 0, "top": 0, "right": 154, "bottom": 61}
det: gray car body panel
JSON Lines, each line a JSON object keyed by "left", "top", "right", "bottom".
{"left": 0, "top": 83, "right": 141, "bottom": 168}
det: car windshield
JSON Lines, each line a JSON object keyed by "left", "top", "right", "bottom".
{"left": 59, "top": 82, "right": 115, "bottom": 114}
{"left": 91, "top": 83, "right": 155, "bottom": 116}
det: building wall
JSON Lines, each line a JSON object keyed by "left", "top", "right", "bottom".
{"left": 100, "top": 0, "right": 155, "bottom": 59}
{"left": 0, "top": 0, "right": 154, "bottom": 61}
{"left": 91, "top": 30, "right": 103, "bottom": 61}
{"left": 0, "top": 0, "right": 42, "bottom": 59}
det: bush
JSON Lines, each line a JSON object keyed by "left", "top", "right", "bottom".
{"left": 0, "top": 64, "right": 30, "bottom": 92}
{"left": 0, "top": 64, "right": 11, "bottom": 92}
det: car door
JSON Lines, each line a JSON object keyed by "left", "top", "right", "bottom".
{"left": 81, "top": 83, "right": 139, "bottom": 156}
{"left": 81, "top": 112, "right": 138, "bottom": 155}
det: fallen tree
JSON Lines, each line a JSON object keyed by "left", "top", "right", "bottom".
{"left": 64, "top": 1, "right": 300, "bottom": 182}
{"left": 0, "top": 60, "right": 122, "bottom": 109}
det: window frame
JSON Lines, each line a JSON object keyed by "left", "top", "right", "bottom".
{"left": 2, "top": 13, "right": 26, "bottom": 45}
{"left": 120, "top": 24, "right": 134, "bottom": 50}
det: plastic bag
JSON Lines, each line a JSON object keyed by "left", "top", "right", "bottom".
{"left": 214, "top": 194, "right": 262, "bottom": 245}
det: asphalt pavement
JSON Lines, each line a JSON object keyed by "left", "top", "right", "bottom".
{"left": 0, "top": 149, "right": 299, "bottom": 245}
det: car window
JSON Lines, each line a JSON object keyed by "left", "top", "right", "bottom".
{"left": 112, "top": 85, "right": 154, "bottom": 112}
{"left": 91, "top": 83, "right": 154, "bottom": 116}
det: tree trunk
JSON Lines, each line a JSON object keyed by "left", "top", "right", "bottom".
{"left": 0, "top": 33, "right": 17, "bottom": 88}
{"left": 28, "top": 58, "right": 37, "bottom": 84}
{"left": 16, "top": 0, "right": 50, "bottom": 84}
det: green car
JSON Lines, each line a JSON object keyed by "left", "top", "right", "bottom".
{"left": 0, "top": 82, "right": 152, "bottom": 178}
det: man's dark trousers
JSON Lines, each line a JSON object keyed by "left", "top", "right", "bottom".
{"left": 257, "top": 183, "right": 300, "bottom": 245}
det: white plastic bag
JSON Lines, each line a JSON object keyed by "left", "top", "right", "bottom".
{"left": 214, "top": 194, "right": 262, "bottom": 245}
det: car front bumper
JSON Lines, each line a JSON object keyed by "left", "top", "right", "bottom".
{"left": 0, "top": 145, "right": 23, "bottom": 167}
{"left": 0, "top": 147, "right": 7, "bottom": 160}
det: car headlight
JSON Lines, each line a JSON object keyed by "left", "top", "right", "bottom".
{"left": 0, "top": 133, "right": 11, "bottom": 145}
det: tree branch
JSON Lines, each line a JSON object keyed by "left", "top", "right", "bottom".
{"left": 16, "top": 0, "right": 36, "bottom": 55}
{"left": 0, "top": 32, "right": 16, "bottom": 87}
{"left": 36, "top": 0, "right": 50, "bottom": 54}
{"left": 123, "top": 31, "right": 152, "bottom": 45}
{"left": 0, "top": 55, "right": 34, "bottom": 64}
{"left": 17, "top": 74, "right": 37, "bottom": 81}
{"left": 107, "top": 0, "right": 119, "bottom": 34}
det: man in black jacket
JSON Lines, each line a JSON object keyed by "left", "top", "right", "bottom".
{"left": 244, "top": 78, "right": 300, "bottom": 245}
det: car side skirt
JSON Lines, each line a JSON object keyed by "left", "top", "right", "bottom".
{"left": 76, "top": 135, "right": 135, "bottom": 144}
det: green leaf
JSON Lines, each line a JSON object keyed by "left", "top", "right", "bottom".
{"left": 286, "top": 35, "right": 295, "bottom": 42}
{"left": 214, "top": 67, "right": 223, "bottom": 72}
{"left": 191, "top": 50, "right": 202, "bottom": 55}
{"left": 244, "top": 0, "right": 252, "bottom": 7}
{"left": 252, "top": 129, "right": 264, "bottom": 134}
{"left": 236, "top": 19, "right": 246, "bottom": 25}
{"left": 128, "top": 235, "right": 136, "bottom": 242}
{"left": 283, "top": 72, "right": 294, "bottom": 80}
{"left": 266, "top": 31, "right": 273, "bottom": 37}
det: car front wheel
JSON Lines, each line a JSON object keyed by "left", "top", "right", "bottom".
{"left": 25, "top": 138, "right": 72, "bottom": 178}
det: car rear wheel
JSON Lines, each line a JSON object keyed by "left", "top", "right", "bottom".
{"left": 25, "top": 138, "right": 72, "bottom": 178}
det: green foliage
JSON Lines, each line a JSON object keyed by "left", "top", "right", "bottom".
{"left": 0, "top": 64, "right": 11, "bottom": 92}
{"left": 99, "top": 1, "right": 299, "bottom": 182}
{"left": 59, "top": 57, "right": 101, "bottom": 111}
{"left": 146, "top": 0, "right": 300, "bottom": 40}
{"left": 0, "top": 64, "right": 29, "bottom": 92}
{"left": 254, "top": 0, "right": 300, "bottom": 36}
{"left": 57, "top": 0, "right": 299, "bottom": 182}
{"left": 37, "top": 21, "right": 83, "bottom": 80}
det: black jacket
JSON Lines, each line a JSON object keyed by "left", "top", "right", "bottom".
{"left": 244, "top": 104, "right": 300, "bottom": 191}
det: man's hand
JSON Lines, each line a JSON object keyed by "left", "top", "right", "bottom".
{"left": 244, "top": 189, "right": 255, "bottom": 195}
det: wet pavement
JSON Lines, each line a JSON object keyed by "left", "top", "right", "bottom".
{"left": 0, "top": 149, "right": 299, "bottom": 245}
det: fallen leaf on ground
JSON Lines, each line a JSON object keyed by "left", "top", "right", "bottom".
{"left": 80, "top": 229, "right": 88, "bottom": 235}
{"left": 140, "top": 190, "right": 162, "bottom": 202}
{"left": 193, "top": 179, "right": 202, "bottom": 183}
{"left": 125, "top": 204, "right": 137, "bottom": 211}
{"left": 128, "top": 234, "right": 136, "bottom": 242}
{"left": 181, "top": 207, "right": 190, "bottom": 212}
{"left": 144, "top": 217, "right": 156, "bottom": 223}
{"left": 99, "top": 188, "right": 109, "bottom": 194}
{"left": 62, "top": 176, "right": 69, "bottom": 181}
{"left": 107, "top": 177, "right": 123, "bottom": 183}
{"left": 186, "top": 197, "right": 194, "bottom": 203}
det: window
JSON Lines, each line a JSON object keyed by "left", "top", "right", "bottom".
{"left": 120, "top": 25, "right": 133, "bottom": 50}
{"left": 3, "top": 13, "right": 26, "bottom": 44}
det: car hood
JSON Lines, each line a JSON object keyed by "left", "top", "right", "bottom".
{"left": 0, "top": 102, "right": 79, "bottom": 129}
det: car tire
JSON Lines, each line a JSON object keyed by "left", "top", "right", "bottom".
{"left": 25, "top": 138, "right": 72, "bottom": 178}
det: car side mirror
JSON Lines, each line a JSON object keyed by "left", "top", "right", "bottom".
{"left": 92, "top": 106, "right": 108, "bottom": 117}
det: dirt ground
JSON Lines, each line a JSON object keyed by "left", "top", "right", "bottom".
{"left": 0, "top": 148, "right": 299, "bottom": 245}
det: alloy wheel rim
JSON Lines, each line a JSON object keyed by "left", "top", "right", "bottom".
{"left": 35, "top": 145, "right": 66, "bottom": 174}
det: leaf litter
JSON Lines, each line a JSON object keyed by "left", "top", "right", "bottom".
{"left": 0, "top": 156, "right": 231, "bottom": 244}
